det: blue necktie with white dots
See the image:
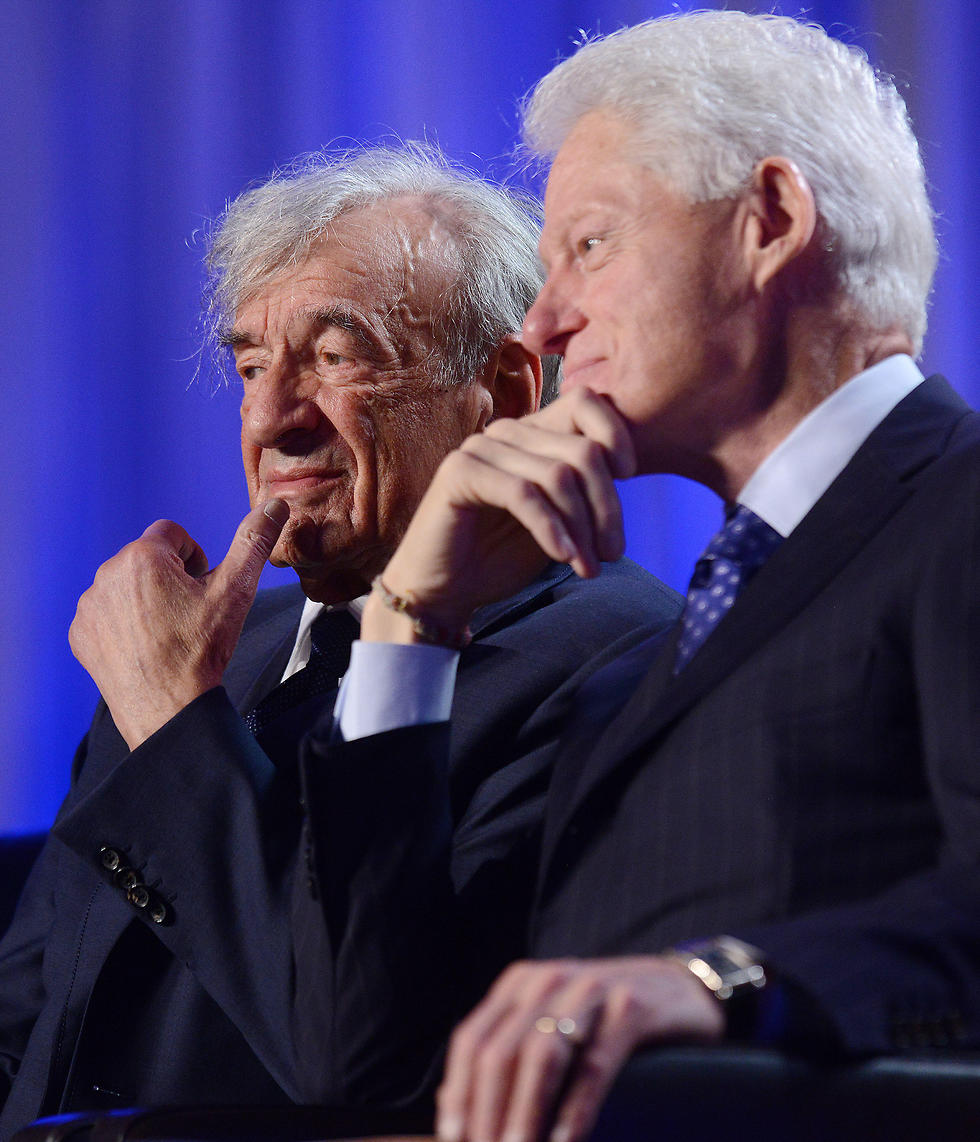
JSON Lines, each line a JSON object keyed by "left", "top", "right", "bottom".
{"left": 673, "top": 503, "right": 782, "bottom": 673}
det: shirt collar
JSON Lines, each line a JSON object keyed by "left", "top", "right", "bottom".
{"left": 281, "top": 594, "right": 366, "bottom": 681}
{"left": 738, "top": 354, "right": 924, "bottom": 537}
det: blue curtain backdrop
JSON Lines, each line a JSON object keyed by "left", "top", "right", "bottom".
{"left": 1, "top": 0, "right": 977, "bottom": 832}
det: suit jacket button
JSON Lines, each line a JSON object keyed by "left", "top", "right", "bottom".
{"left": 100, "top": 847, "right": 123, "bottom": 872}
{"left": 114, "top": 867, "right": 138, "bottom": 891}
{"left": 149, "top": 899, "right": 168, "bottom": 924}
{"left": 127, "top": 884, "right": 150, "bottom": 909}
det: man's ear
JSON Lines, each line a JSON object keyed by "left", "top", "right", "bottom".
{"left": 477, "top": 335, "right": 543, "bottom": 426}
{"left": 741, "top": 156, "right": 817, "bottom": 293}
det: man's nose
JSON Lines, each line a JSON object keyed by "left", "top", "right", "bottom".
{"left": 240, "top": 362, "right": 321, "bottom": 448}
{"left": 522, "top": 272, "right": 585, "bottom": 359}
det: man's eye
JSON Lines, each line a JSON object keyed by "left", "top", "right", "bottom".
{"left": 321, "top": 352, "right": 348, "bottom": 367}
{"left": 579, "top": 235, "right": 603, "bottom": 256}
{"left": 239, "top": 364, "right": 264, "bottom": 382}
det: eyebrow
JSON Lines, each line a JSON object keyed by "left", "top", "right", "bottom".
{"left": 220, "top": 307, "right": 386, "bottom": 359}
{"left": 218, "top": 327, "right": 253, "bottom": 349}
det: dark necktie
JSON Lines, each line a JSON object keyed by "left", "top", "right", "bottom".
{"left": 244, "top": 608, "right": 360, "bottom": 738}
{"left": 673, "top": 503, "right": 782, "bottom": 673}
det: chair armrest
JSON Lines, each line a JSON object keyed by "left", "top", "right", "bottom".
{"left": 15, "top": 1047, "right": 980, "bottom": 1142}
{"left": 592, "top": 1045, "right": 980, "bottom": 1142}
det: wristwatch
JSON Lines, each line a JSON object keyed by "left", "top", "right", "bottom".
{"left": 664, "top": 935, "right": 767, "bottom": 1002}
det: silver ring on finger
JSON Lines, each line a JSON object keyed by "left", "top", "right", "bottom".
{"left": 533, "top": 1015, "right": 585, "bottom": 1044}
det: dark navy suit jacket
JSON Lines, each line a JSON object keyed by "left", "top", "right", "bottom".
{"left": 530, "top": 376, "right": 980, "bottom": 1054}
{"left": 311, "top": 376, "right": 980, "bottom": 1076}
{"left": 0, "top": 559, "right": 679, "bottom": 1140}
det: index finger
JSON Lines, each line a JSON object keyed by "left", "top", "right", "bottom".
{"left": 209, "top": 498, "right": 290, "bottom": 605}
{"left": 534, "top": 389, "right": 636, "bottom": 481}
{"left": 141, "top": 519, "right": 210, "bottom": 577}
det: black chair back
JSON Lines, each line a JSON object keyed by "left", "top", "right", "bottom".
{"left": 0, "top": 832, "right": 46, "bottom": 939}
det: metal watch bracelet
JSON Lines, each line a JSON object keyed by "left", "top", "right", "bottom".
{"left": 664, "top": 935, "right": 768, "bottom": 1003}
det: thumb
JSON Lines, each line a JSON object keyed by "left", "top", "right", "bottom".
{"left": 210, "top": 498, "right": 290, "bottom": 609}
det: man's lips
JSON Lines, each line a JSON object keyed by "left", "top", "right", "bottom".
{"left": 561, "top": 358, "right": 604, "bottom": 387}
{"left": 263, "top": 467, "right": 345, "bottom": 495}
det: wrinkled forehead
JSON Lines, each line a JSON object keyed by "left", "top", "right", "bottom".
{"left": 319, "top": 197, "right": 462, "bottom": 288}
{"left": 231, "top": 198, "right": 463, "bottom": 341}
{"left": 539, "top": 112, "right": 650, "bottom": 248}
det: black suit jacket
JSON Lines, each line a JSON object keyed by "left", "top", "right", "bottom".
{"left": 531, "top": 375, "right": 980, "bottom": 1054}
{"left": 0, "top": 559, "right": 679, "bottom": 1140}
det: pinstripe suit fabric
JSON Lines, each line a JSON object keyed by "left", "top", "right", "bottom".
{"left": 532, "top": 376, "right": 980, "bottom": 1056}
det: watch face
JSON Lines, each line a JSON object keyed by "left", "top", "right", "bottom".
{"left": 668, "top": 937, "right": 767, "bottom": 1001}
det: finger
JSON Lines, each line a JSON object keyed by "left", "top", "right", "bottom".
{"left": 437, "top": 963, "right": 573, "bottom": 1142}
{"left": 480, "top": 422, "right": 625, "bottom": 565}
{"left": 443, "top": 447, "right": 595, "bottom": 579}
{"left": 463, "top": 434, "right": 601, "bottom": 575}
{"left": 466, "top": 1013, "right": 534, "bottom": 1142}
{"left": 544, "top": 1002, "right": 640, "bottom": 1142}
{"left": 141, "top": 519, "right": 210, "bottom": 577}
{"left": 542, "top": 958, "right": 717, "bottom": 1142}
{"left": 209, "top": 498, "right": 290, "bottom": 607}
{"left": 493, "top": 1022, "right": 579, "bottom": 1142}
{"left": 437, "top": 966, "right": 540, "bottom": 1142}
{"left": 534, "top": 389, "right": 637, "bottom": 481}
{"left": 497, "top": 976, "right": 604, "bottom": 1142}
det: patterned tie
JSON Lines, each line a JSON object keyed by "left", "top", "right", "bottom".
{"left": 673, "top": 503, "right": 782, "bottom": 673}
{"left": 244, "top": 608, "right": 360, "bottom": 738}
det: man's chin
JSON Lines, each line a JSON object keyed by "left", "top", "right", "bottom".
{"left": 269, "top": 518, "right": 344, "bottom": 573}
{"left": 294, "top": 566, "right": 374, "bottom": 606}
{"left": 270, "top": 542, "right": 378, "bottom": 605}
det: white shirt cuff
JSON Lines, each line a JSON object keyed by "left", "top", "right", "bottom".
{"left": 336, "top": 640, "right": 460, "bottom": 741}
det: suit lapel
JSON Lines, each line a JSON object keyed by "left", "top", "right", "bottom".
{"left": 223, "top": 564, "right": 575, "bottom": 713}
{"left": 542, "top": 376, "right": 970, "bottom": 872}
{"left": 468, "top": 562, "right": 575, "bottom": 637}
{"left": 223, "top": 591, "right": 305, "bottom": 712}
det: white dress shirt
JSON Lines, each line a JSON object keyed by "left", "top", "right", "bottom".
{"left": 738, "top": 353, "right": 923, "bottom": 536}
{"left": 281, "top": 592, "right": 458, "bottom": 740}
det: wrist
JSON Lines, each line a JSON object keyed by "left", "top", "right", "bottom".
{"left": 362, "top": 576, "right": 472, "bottom": 649}
{"left": 663, "top": 936, "right": 768, "bottom": 1040}
{"left": 361, "top": 589, "right": 423, "bottom": 645}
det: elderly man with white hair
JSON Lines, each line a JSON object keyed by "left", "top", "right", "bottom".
{"left": 0, "top": 144, "right": 680, "bottom": 1140}
{"left": 338, "top": 12, "right": 980, "bottom": 1142}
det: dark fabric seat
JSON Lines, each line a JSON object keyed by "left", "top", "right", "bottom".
{"left": 12, "top": 1046, "right": 980, "bottom": 1142}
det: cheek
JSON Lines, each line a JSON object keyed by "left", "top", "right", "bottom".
{"left": 371, "top": 399, "right": 461, "bottom": 522}
{"left": 240, "top": 434, "right": 262, "bottom": 501}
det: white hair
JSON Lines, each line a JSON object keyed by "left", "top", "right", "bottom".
{"left": 204, "top": 142, "right": 560, "bottom": 400}
{"left": 524, "top": 10, "right": 936, "bottom": 353}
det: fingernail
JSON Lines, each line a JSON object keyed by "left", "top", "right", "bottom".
{"left": 263, "top": 498, "right": 289, "bottom": 525}
{"left": 554, "top": 526, "right": 577, "bottom": 563}
{"left": 550, "top": 1125, "right": 572, "bottom": 1142}
{"left": 437, "top": 1114, "right": 464, "bottom": 1142}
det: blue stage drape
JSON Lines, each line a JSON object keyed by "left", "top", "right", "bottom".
{"left": 1, "top": 0, "right": 977, "bottom": 832}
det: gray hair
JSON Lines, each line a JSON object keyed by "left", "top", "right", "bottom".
{"left": 523, "top": 10, "right": 936, "bottom": 353}
{"left": 204, "top": 142, "right": 560, "bottom": 401}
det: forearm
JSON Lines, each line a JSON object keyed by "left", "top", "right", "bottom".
{"left": 734, "top": 864, "right": 980, "bottom": 1055}
{"left": 51, "top": 688, "right": 306, "bottom": 1095}
{"left": 293, "top": 721, "right": 458, "bottom": 1104}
